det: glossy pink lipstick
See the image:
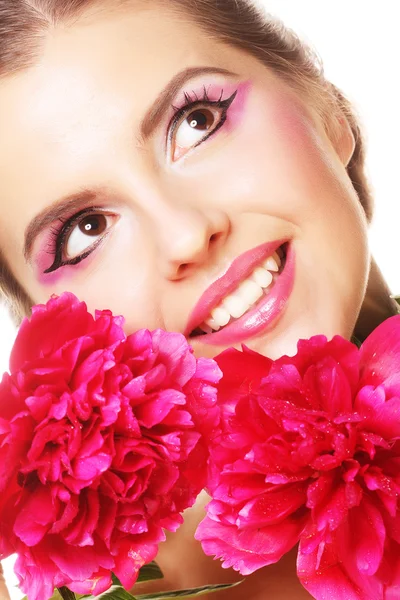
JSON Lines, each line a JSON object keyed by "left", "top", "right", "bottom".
{"left": 185, "top": 240, "right": 295, "bottom": 345}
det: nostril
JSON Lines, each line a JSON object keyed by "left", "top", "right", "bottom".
{"left": 209, "top": 232, "right": 223, "bottom": 246}
{"left": 169, "top": 232, "right": 225, "bottom": 280}
{"left": 176, "top": 263, "right": 190, "bottom": 277}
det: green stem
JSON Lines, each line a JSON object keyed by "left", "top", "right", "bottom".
{"left": 57, "top": 587, "right": 77, "bottom": 600}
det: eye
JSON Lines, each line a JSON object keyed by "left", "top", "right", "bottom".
{"left": 169, "top": 90, "right": 237, "bottom": 161}
{"left": 65, "top": 213, "right": 109, "bottom": 259}
{"left": 174, "top": 107, "right": 219, "bottom": 156}
{"left": 44, "top": 209, "right": 117, "bottom": 274}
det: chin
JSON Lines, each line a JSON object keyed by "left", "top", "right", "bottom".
{"left": 246, "top": 310, "right": 360, "bottom": 361}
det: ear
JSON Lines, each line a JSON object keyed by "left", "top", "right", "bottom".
{"left": 329, "top": 112, "right": 356, "bottom": 167}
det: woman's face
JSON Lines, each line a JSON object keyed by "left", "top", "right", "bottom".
{"left": 0, "top": 5, "right": 369, "bottom": 359}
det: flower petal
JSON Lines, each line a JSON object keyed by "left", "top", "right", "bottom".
{"left": 195, "top": 515, "right": 304, "bottom": 575}
{"left": 347, "top": 499, "right": 386, "bottom": 577}
{"left": 298, "top": 534, "right": 383, "bottom": 600}
{"left": 359, "top": 395, "right": 400, "bottom": 440}
{"left": 359, "top": 315, "right": 400, "bottom": 396}
{"left": 1, "top": 292, "right": 219, "bottom": 599}
{"left": 237, "top": 483, "right": 307, "bottom": 528}
{"left": 14, "top": 487, "right": 57, "bottom": 546}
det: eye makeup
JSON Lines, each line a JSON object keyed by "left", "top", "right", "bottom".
{"left": 166, "top": 80, "right": 252, "bottom": 161}
{"left": 168, "top": 87, "right": 237, "bottom": 157}
{"left": 35, "top": 206, "right": 116, "bottom": 280}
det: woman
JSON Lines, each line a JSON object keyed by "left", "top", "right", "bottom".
{"left": 0, "top": 1, "right": 397, "bottom": 598}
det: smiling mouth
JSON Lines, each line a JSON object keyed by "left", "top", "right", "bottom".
{"left": 189, "top": 242, "right": 288, "bottom": 338}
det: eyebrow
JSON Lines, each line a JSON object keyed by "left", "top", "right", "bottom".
{"left": 24, "top": 66, "right": 237, "bottom": 260}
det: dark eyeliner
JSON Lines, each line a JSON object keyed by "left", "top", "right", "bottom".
{"left": 169, "top": 88, "right": 238, "bottom": 150}
{"left": 44, "top": 206, "right": 104, "bottom": 274}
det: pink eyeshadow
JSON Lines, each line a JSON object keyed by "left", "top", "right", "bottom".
{"left": 225, "top": 80, "right": 251, "bottom": 131}
{"left": 36, "top": 264, "right": 70, "bottom": 286}
{"left": 36, "top": 258, "right": 94, "bottom": 286}
{"left": 35, "top": 239, "right": 58, "bottom": 285}
{"left": 35, "top": 236, "right": 93, "bottom": 286}
{"left": 175, "top": 79, "right": 252, "bottom": 131}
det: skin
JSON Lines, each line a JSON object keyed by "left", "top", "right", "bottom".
{"left": 0, "top": 568, "right": 7, "bottom": 600}
{"left": 0, "top": 5, "right": 372, "bottom": 599}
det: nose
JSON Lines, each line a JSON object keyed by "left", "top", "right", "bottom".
{"left": 155, "top": 205, "right": 230, "bottom": 281}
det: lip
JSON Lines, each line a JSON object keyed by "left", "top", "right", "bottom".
{"left": 185, "top": 239, "right": 294, "bottom": 344}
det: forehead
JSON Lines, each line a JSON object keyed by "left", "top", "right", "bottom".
{"left": 0, "top": 7, "right": 241, "bottom": 235}
{"left": 0, "top": 7, "right": 223, "bottom": 150}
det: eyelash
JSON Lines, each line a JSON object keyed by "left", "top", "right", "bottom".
{"left": 43, "top": 87, "right": 238, "bottom": 274}
{"left": 168, "top": 86, "right": 238, "bottom": 154}
{"left": 44, "top": 207, "right": 109, "bottom": 274}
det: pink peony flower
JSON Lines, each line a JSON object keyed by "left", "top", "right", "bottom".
{"left": 0, "top": 293, "right": 221, "bottom": 600}
{"left": 196, "top": 317, "right": 400, "bottom": 599}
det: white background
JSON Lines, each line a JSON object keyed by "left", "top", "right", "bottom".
{"left": 1, "top": 1, "right": 400, "bottom": 597}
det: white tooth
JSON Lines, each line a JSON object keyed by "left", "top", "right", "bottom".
{"left": 274, "top": 250, "right": 282, "bottom": 266}
{"left": 199, "top": 323, "right": 213, "bottom": 334}
{"left": 263, "top": 254, "right": 279, "bottom": 272}
{"left": 252, "top": 267, "right": 273, "bottom": 288}
{"left": 211, "top": 306, "right": 231, "bottom": 327}
{"left": 205, "top": 317, "right": 221, "bottom": 331}
{"left": 237, "top": 279, "right": 263, "bottom": 305}
{"left": 222, "top": 294, "right": 249, "bottom": 319}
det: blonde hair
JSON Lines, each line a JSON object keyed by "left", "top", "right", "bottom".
{"left": 0, "top": 0, "right": 373, "bottom": 323}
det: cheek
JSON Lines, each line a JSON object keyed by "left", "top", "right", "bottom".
{"left": 192, "top": 85, "right": 361, "bottom": 228}
{"left": 237, "top": 93, "right": 333, "bottom": 213}
{"left": 32, "top": 227, "right": 164, "bottom": 332}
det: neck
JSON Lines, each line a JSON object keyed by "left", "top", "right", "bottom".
{"left": 354, "top": 256, "right": 398, "bottom": 343}
{"left": 131, "top": 492, "right": 312, "bottom": 600}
